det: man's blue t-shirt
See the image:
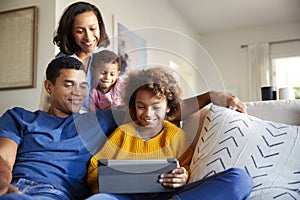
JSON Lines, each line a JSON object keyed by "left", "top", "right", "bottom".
{"left": 0, "top": 107, "right": 123, "bottom": 199}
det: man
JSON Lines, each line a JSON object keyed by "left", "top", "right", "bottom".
{"left": 0, "top": 57, "right": 120, "bottom": 200}
{"left": 0, "top": 57, "right": 246, "bottom": 200}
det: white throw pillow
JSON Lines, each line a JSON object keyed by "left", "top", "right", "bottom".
{"left": 189, "top": 104, "right": 300, "bottom": 199}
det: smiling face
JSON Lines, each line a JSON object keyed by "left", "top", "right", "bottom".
{"left": 72, "top": 11, "right": 100, "bottom": 58}
{"left": 134, "top": 89, "right": 170, "bottom": 132}
{"left": 45, "top": 69, "right": 88, "bottom": 118}
{"left": 96, "top": 62, "right": 120, "bottom": 93}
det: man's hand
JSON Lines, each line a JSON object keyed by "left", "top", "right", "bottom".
{"left": 0, "top": 138, "right": 19, "bottom": 196}
{"left": 209, "top": 91, "right": 247, "bottom": 113}
{"left": 0, "top": 184, "right": 20, "bottom": 195}
{"left": 159, "top": 167, "right": 187, "bottom": 188}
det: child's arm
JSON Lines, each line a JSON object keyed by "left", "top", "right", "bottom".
{"left": 87, "top": 156, "right": 99, "bottom": 194}
{"left": 89, "top": 89, "right": 97, "bottom": 112}
{"left": 158, "top": 127, "right": 193, "bottom": 188}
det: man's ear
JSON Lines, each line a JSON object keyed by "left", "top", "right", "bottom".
{"left": 44, "top": 80, "right": 53, "bottom": 94}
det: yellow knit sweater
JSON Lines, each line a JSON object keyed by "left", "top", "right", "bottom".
{"left": 87, "top": 121, "right": 194, "bottom": 193}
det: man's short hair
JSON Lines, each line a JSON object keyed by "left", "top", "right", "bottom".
{"left": 46, "top": 57, "right": 85, "bottom": 84}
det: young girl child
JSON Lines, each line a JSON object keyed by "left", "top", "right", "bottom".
{"left": 89, "top": 50, "right": 124, "bottom": 111}
{"left": 87, "top": 67, "right": 253, "bottom": 200}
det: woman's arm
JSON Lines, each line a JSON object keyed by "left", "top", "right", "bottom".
{"left": 170, "top": 91, "right": 247, "bottom": 122}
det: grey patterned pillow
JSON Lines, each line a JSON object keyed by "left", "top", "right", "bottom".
{"left": 189, "top": 104, "right": 300, "bottom": 199}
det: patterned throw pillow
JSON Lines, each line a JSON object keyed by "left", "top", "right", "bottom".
{"left": 189, "top": 104, "right": 300, "bottom": 200}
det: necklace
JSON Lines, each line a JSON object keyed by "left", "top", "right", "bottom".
{"left": 136, "top": 127, "right": 151, "bottom": 142}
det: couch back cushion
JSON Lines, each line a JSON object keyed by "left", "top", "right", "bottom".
{"left": 245, "top": 100, "right": 300, "bottom": 126}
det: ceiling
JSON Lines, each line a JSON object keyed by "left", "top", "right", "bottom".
{"left": 168, "top": 0, "right": 300, "bottom": 34}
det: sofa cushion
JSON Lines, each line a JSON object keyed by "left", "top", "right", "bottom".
{"left": 245, "top": 100, "right": 300, "bottom": 126}
{"left": 189, "top": 104, "right": 300, "bottom": 199}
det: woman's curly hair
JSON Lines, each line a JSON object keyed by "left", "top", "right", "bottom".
{"left": 124, "top": 67, "right": 182, "bottom": 119}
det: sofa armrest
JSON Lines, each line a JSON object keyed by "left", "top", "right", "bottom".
{"left": 181, "top": 104, "right": 211, "bottom": 148}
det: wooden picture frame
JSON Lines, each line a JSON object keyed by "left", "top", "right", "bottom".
{"left": 0, "top": 6, "right": 37, "bottom": 90}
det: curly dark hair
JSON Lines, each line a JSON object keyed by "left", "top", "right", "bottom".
{"left": 53, "top": 2, "right": 110, "bottom": 55}
{"left": 124, "top": 67, "right": 182, "bottom": 119}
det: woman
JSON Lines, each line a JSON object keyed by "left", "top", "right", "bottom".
{"left": 39, "top": 1, "right": 110, "bottom": 112}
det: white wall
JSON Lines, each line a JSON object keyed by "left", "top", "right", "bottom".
{"left": 0, "top": 0, "right": 201, "bottom": 115}
{"left": 55, "top": 0, "right": 223, "bottom": 98}
{"left": 199, "top": 22, "right": 300, "bottom": 101}
{"left": 1, "top": 0, "right": 300, "bottom": 115}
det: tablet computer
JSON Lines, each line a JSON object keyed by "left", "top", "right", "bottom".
{"left": 98, "top": 158, "right": 178, "bottom": 193}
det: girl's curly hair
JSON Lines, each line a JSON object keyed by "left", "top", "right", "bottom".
{"left": 124, "top": 67, "right": 182, "bottom": 119}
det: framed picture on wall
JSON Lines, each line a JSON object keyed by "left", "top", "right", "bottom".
{"left": 112, "top": 15, "right": 147, "bottom": 75}
{"left": 0, "top": 6, "right": 37, "bottom": 90}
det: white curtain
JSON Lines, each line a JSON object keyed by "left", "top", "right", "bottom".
{"left": 248, "top": 43, "right": 270, "bottom": 101}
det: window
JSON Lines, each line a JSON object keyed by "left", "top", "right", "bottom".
{"left": 272, "top": 56, "right": 300, "bottom": 99}
{"left": 270, "top": 40, "right": 300, "bottom": 99}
